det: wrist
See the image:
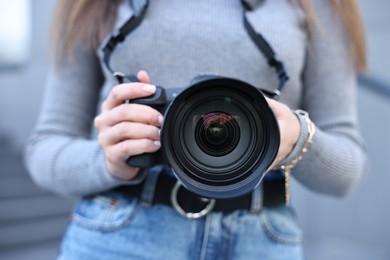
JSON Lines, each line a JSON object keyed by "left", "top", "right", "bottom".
{"left": 278, "top": 109, "right": 315, "bottom": 171}
{"left": 288, "top": 109, "right": 301, "bottom": 153}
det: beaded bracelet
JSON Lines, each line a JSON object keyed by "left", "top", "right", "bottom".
{"left": 279, "top": 109, "right": 316, "bottom": 206}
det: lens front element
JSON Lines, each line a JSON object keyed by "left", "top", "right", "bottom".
{"left": 195, "top": 112, "right": 240, "bottom": 157}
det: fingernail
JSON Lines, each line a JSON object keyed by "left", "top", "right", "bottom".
{"left": 158, "top": 116, "right": 163, "bottom": 125}
{"left": 154, "top": 141, "right": 161, "bottom": 147}
{"left": 143, "top": 84, "right": 156, "bottom": 93}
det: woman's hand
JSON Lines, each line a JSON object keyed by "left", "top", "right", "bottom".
{"left": 94, "top": 71, "right": 163, "bottom": 180}
{"left": 266, "top": 97, "right": 301, "bottom": 171}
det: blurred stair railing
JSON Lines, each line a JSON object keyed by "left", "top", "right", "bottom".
{"left": 0, "top": 142, "right": 76, "bottom": 254}
{"left": 358, "top": 74, "right": 390, "bottom": 100}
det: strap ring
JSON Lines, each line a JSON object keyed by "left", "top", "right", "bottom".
{"left": 170, "top": 181, "right": 215, "bottom": 219}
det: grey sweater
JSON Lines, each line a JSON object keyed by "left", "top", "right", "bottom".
{"left": 25, "top": 0, "right": 367, "bottom": 197}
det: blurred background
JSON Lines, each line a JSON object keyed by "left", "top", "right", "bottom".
{"left": 0, "top": 0, "right": 389, "bottom": 259}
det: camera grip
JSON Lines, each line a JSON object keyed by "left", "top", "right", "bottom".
{"left": 126, "top": 153, "right": 157, "bottom": 168}
{"left": 128, "top": 86, "right": 167, "bottom": 106}
{"left": 124, "top": 87, "right": 167, "bottom": 169}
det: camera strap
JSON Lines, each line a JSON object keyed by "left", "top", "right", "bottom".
{"left": 100, "top": 0, "right": 289, "bottom": 97}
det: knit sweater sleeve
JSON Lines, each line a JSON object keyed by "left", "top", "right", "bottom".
{"left": 23, "top": 46, "right": 144, "bottom": 197}
{"left": 281, "top": 0, "right": 368, "bottom": 197}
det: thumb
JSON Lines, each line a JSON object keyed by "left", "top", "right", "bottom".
{"left": 137, "top": 70, "right": 150, "bottom": 84}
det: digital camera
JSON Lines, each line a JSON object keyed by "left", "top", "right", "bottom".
{"left": 127, "top": 75, "right": 280, "bottom": 199}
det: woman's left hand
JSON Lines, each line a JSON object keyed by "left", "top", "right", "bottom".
{"left": 265, "top": 97, "right": 301, "bottom": 171}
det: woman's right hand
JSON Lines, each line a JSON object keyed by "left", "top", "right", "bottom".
{"left": 94, "top": 71, "right": 163, "bottom": 181}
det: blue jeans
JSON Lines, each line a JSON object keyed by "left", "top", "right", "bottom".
{"left": 57, "top": 169, "right": 303, "bottom": 259}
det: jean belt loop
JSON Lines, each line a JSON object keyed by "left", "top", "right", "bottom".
{"left": 140, "top": 166, "right": 162, "bottom": 207}
{"left": 250, "top": 182, "right": 263, "bottom": 214}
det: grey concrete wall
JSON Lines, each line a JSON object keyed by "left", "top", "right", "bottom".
{"left": 360, "top": 0, "right": 390, "bottom": 81}
{"left": 0, "top": 0, "right": 56, "bottom": 150}
{"left": 0, "top": 2, "right": 73, "bottom": 259}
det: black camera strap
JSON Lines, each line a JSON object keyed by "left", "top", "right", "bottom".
{"left": 100, "top": 0, "right": 289, "bottom": 97}
{"left": 101, "top": 0, "right": 149, "bottom": 83}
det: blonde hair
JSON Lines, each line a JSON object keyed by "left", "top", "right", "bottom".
{"left": 50, "top": 0, "right": 366, "bottom": 71}
{"left": 299, "top": 0, "right": 366, "bottom": 71}
{"left": 50, "top": 0, "right": 121, "bottom": 66}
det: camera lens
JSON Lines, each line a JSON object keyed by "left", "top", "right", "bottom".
{"left": 161, "top": 76, "right": 280, "bottom": 199}
{"left": 195, "top": 112, "right": 240, "bottom": 156}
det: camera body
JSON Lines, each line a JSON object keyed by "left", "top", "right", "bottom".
{"left": 127, "top": 75, "right": 216, "bottom": 167}
{"left": 127, "top": 75, "right": 280, "bottom": 199}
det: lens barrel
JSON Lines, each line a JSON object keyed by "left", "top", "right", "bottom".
{"left": 161, "top": 77, "right": 279, "bottom": 199}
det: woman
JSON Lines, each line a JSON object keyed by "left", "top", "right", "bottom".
{"left": 25, "top": 0, "right": 367, "bottom": 259}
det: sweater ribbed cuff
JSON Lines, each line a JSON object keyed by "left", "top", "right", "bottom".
{"left": 97, "top": 151, "right": 148, "bottom": 188}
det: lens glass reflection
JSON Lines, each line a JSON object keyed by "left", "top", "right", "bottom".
{"left": 194, "top": 112, "right": 240, "bottom": 156}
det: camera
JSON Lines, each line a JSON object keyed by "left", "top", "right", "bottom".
{"left": 127, "top": 75, "right": 280, "bottom": 199}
